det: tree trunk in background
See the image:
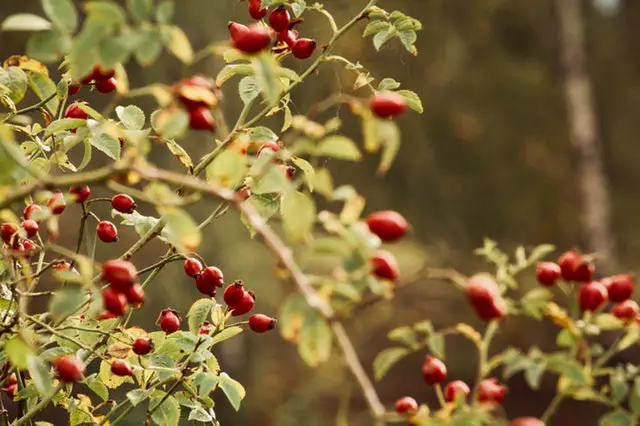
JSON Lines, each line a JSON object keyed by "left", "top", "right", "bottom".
{"left": 554, "top": 0, "right": 618, "bottom": 273}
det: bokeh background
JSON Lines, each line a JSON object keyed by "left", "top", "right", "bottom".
{"left": 2, "top": 0, "right": 640, "bottom": 425}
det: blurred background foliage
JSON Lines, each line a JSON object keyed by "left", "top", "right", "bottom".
{"left": 1, "top": 0, "right": 639, "bottom": 425}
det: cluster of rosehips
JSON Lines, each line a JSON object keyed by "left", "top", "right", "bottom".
{"left": 364, "top": 210, "right": 409, "bottom": 282}
{"left": 68, "top": 64, "right": 118, "bottom": 96}
{"left": 174, "top": 75, "right": 218, "bottom": 132}
{"left": 0, "top": 373, "right": 17, "bottom": 400}
{"left": 229, "top": 0, "right": 316, "bottom": 59}
{"left": 101, "top": 259, "right": 145, "bottom": 316}
{"left": 537, "top": 249, "right": 637, "bottom": 320}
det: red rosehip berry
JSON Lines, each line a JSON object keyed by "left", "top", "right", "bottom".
{"left": 466, "top": 275, "right": 508, "bottom": 321}
{"left": 607, "top": 274, "right": 634, "bottom": 302}
{"left": 177, "top": 75, "right": 215, "bottom": 109}
{"left": 229, "top": 22, "right": 273, "bottom": 54}
{"left": 477, "top": 378, "right": 506, "bottom": 404}
{"left": 92, "top": 65, "right": 116, "bottom": 81}
{"left": 110, "top": 359, "right": 133, "bottom": 376}
{"left": 371, "top": 250, "right": 399, "bottom": 280}
{"left": 111, "top": 194, "right": 136, "bottom": 214}
{"left": 102, "top": 288, "right": 128, "bottom": 316}
{"left": 579, "top": 281, "right": 608, "bottom": 311}
{"left": 184, "top": 258, "right": 204, "bottom": 278}
{"left": 69, "top": 185, "right": 91, "bottom": 204}
{"left": 124, "top": 283, "right": 145, "bottom": 306}
{"left": 4, "top": 374, "right": 17, "bottom": 387}
{"left": 96, "top": 221, "right": 118, "bottom": 243}
{"left": 68, "top": 83, "right": 81, "bottom": 96}
{"left": 511, "top": 418, "right": 545, "bottom": 426}
{"left": 47, "top": 192, "right": 66, "bottom": 215}
{"left": 444, "top": 380, "right": 471, "bottom": 402}
{"left": 95, "top": 78, "right": 117, "bottom": 94}
{"left": 248, "top": 0, "right": 268, "bottom": 20}
{"left": 277, "top": 29, "right": 298, "bottom": 47}
{"left": 536, "top": 262, "right": 561, "bottom": 286}
{"left": 269, "top": 6, "right": 290, "bottom": 32}
{"left": 256, "top": 141, "right": 280, "bottom": 157}
{"left": 365, "top": 210, "right": 408, "bottom": 242}
{"left": 199, "top": 321, "right": 215, "bottom": 335}
{"left": 558, "top": 250, "right": 594, "bottom": 282}
{"left": 54, "top": 355, "right": 86, "bottom": 383}
{"left": 20, "top": 220, "right": 39, "bottom": 238}
{"left": 102, "top": 259, "right": 137, "bottom": 291}
{"left": 158, "top": 309, "right": 181, "bottom": 334}
{"left": 224, "top": 280, "right": 245, "bottom": 306}
{"left": 132, "top": 337, "right": 154, "bottom": 355}
{"left": 5, "top": 384, "right": 16, "bottom": 399}
{"left": 196, "top": 266, "right": 224, "bottom": 296}
{"left": 291, "top": 38, "right": 317, "bottom": 59}
{"left": 188, "top": 105, "right": 216, "bottom": 131}
{"left": 1, "top": 223, "right": 17, "bottom": 245}
{"left": 248, "top": 313, "right": 277, "bottom": 333}
{"left": 231, "top": 291, "right": 255, "bottom": 316}
{"left": 612, "top": 299, "right": 639, "bottom": 321}
{"left": 422, "top": 356, "right": 447, "bottom": 385}
{"left": 64, "top": 102, "right": 89, "bottom": 120}
{"left": 277, "top": 164, "right": 296, "bottom": 180}
{"left": 96, "top": 311, "right": 117, "bottom": 321}
{"left": 54, "top": 261, "right": 71, "bottom": 272}
{"left": 21, "top": 239, "right": 37, "bottom": 256}
{"left": 23, "top": 204, "right": 42, "bottom": 221}
{"left": 370, "top": 91, "right": 408, "bottom": 119}
{"left": 394, "top": 396, "right": 418, "bottom": 414}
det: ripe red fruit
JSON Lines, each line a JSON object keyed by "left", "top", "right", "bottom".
{"left": 124, "top": 283, "right": 145, "bottom": 306}
{"left": 1, "top": 223, "right": 17, "bottom": 245}
{"left": 199, "top": 321, "right": 215, "bottom": 335}
{"left": 248, "top": 0, "right": 268, "bottom": 20}
{"left": 54, "top": 355, "right": 86, "bottom": 383}
{"left": 466, "top": 275, "right": 508, "bottom": 321}
{"left": 97, "top": 221, "right": 118, "bottom": 243}
{"left": 23, "top": 204, "right": 42, "bottom": 221}
{"left": 4, "top": 374, "right": 17, "bottom": 387}
{"left": 110, "top": 359, "right": 133, "bottom": 377}
{"left": 95, "top": 78, "right": 117, "bottom": 94}
{"left": 607, "top": 274, "right": 634, "bottom": 302}
{"left": 69, "top": 185, "right": 91, "bottom": 203}
{"left": 291, "top": 38, "right": 317, "bottom": 59}
{"left": 102, "top": 288, "right": 128, "bottom": 316}
{"left": 177, "top": 76, "right": 215, "bottom": 109}
{"left": 68, "top": 83, "right": 81, "bottom": 96}
{"left": 269, "top": 6, "right": 290, "bottom": 32}
{"left": 444, "top": 380, "right": 471, "bottom": 402}
{"left": 184, "top": 258, "right": 203, "bottom": 278}
{"left": 111, "top": 194, "right": 136, "bottom": 214}
{"left": 224, "top": 280, "right": 245, "bottom": 306}
{"left": 579, "top": 281, "right": 608, "bottom": 311}
{"left": 277, "top": 164, "right": 296, "bottom": 180}
{"left": 102, "top": 259, "right": 137, "bottom": 291}
{"left": 96, "top": 312, "right": 117, "bottom": 321}
{"left": 370, "top": 91, "right": 408, "bottom": 119}
{"left": 64, "top": 102, "right": 89, "bottom": 120}
{"left": 536, "top": 262, "right": 561, "bottom": 286}
{"left": 477, "top": 378, "right": 506, "bottom": 404}
{"left": 92, "top": 65, "right": 116, "bottom": 81}
{"left": 159, "top": 309, "right": 181, "bottom": 334}
{"left": 196, "top": 266, "right": 224, "bottom": 296}
{"left": 365, "top": 210, "right": 408, "bottom": 242}
{"left": 188, "top": 106, "right": 216, "bottom": 131}
{"left": 5, "top": 384, "right": 16, "bottom": 399}
{"left": 558, "top": 250, "right": 593, "bottom": 282}
{"left": 55, "top": 261, "right": 71, "bottom": 272}
{"left": 21, "top": 220, "right": 39, "bottom": 238}
{"left": 248, "top": 314, "right": 277, "bottom": 333}
{"left": 394, "top": 396, "right": 418, "bottom": 414}
{"left": 278, "top": 29, "right": 298, "bottom": 47}
{"left": 229, "top": 22, "right": 273, "bottom": 54}
{"left": 422, "top": 356, "right": 447, "bottom": 384}
{"left": 256, "top": 141, "right": 280, "bottom": 157}
{"left": 47, "top": 192, "right": 66, "bottom": 215}
{"left": 371, "top": 250, "right": 399, "bottom": 280}
{"left": 132, "top": 337, "right": 153, "bottom": 355}
{"left": 21, "top": 239, "right": 37, "bottom": 256}
{"left": 612, "top": 299, "right": 639, "bottom": 321}
{"left": 231, "top": 291, "right": 256, "bottom": 316}
{"left": 511, "top": 418, "right": 545, "bottom": 426}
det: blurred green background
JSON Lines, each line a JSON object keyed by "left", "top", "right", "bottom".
{"left": 2, "top": 0, "right": 640, "bottom": 425}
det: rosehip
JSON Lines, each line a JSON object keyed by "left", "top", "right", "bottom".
{"left": 612, "top": 299, "right": 639, "bottom": 321}
{"left": 278, "top": 29, "right": 298, "bottom": 47}
{"left": 54, "top": 261, "right": 71, "bottom": 271}
{"left": 68, "top": 84, "right": 81, "bottom": 96}
{"left": 291, "top": 38, "right": 317, "bottom": 59}
{"left": 97, "top": 221, "right": 118, "bottom": 243}
{"left": 111, "top": 194, "right": 136, "bottom": 214}
{"left": 184, "top": 258, "right": 204, "bottom": 278}
{"left": 511, "top": 418, "right": 545, "bottom": 426}
{"left": 444, "top": 380, "right": 471, "bottom": 402}
{"left": 607, "top": 274, "right": 634, "bottom": 302}
{"left": 132, "top": 337, "right": 153, "bottom": 355}
{"left": 177, "top": 75, "right": 215, "bottom": 109}
{"left": 371, "top": 250, "right": 399, "bottom": 280}
{"left": 23, "top": 204, "right": 42, "bottom": 221}
{"left": 365, "top": 210, "right": 408, "bottom": 242}
{"left": 370, "top": 91, "right": 408, "bottom": 119}
{"left": 1, "top": 223, "right": 17, "bottom": 245}
{"left": 4, "top": 374, "right": 17, "bottom": 387}
{"left": 248, "top": 314, "right": 277, "bottom": 333}
{"left": 159, "top": 309, "right": 181, "bottom": 334}
{"left": 20, "top": 220, "right": 38, "bottom": 238}
{"left": 421, "top": 356, "right": 446, "bottom": 384}
{"left": 536, "top": 262, "right": 561, "bottom": 286}
{"left": 256, "top": 141, "right": 280, "bottom": 157}
{"left": 96, "top": 312, "right": 117, "bottom": 321}
{"left": 92, "top": 65, "right": 116, "bottom": 81}
{"left": 69, "top": 185, "right": 91, "bottom": 204}
{"left": 102, "top": 288, "right": 128, "bottom": 316}
{"left": 477, "top": 378, "right": 506, "bottom": 404}
{"left": 95, "top": 78, "right": 117, "bottom": 94}
{"left": 102, "top": 259, "right": 137, "bottom": 290}
{"left": 54, "top": 355, "right": 86, "bottom": 383}
{"left": 558, "top": 250, "right": 593, "bottom": 282}
{"left": 224, "top": 280, "right": 245, "bottom": 306}
{"left": 64, "top": 102, "right": 89, "bottom": 120}
{"left": 110, "top": 359, "right": 133, "bottom": 376}
{"left": 394, "top": 396, "right": 418, "bottom": 414}
{"left": 579, "top": 281, "right": 608, "bottom": 311}
{"left": 269, "top": 6, "right": 290, "bottom": 32}
{"left": 124, "top": 283, "right": 145, "bottom": 306}
{"left": 277, "top": 164, "right": 296, "bottom": 180}
{"left": 229, "top": 22, "right": 272, "bottom": 54}
{"left": 196, "top": 266, "right": 224, "bottom": 296}
{"left": 188, "top": 105, "right": 216, "bottom": 131}
{"left": 199, "top": 321, "right": 215, "bottom": 335}
{"left": 248, "top": 0, "right": 268, "bottom": 20}
{"left": 21, "top": 239, "right": 37, "bottom": 256}
{"left": 47, "top": 192, "right": 66, "bottom": 215}
{"left": 466, "top": 275, "right": 508, "bottom": 321}
{"left": 6, "top": 384, "right": 16, "bottom": 399}
{"left": 231, "top": 291, "right": 255, "bottom": 316}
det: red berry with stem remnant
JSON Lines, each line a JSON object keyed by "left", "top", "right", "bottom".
{"left": 249, "top": 314, "right": 277, "bottom": 333}
{"left": 92, "top": 65, "right": 115, "bottom": 81}
{"left": 132, "top": 337, "right": 153, "bottom": 355}
{"left": 21, "top": 220, "right": 38, "bottom": 238}
{"left": 612, "top": 299, "right": 639, "bottom": 321}
{"left": 110, "top": 359, "right": 133, "bottom": 377}
{"left": 579, "top": 281, "right": 608, "bottom": 312}
{"left": 536, "top": 262, "right": 561, "bottom": 286}
{"left": 231, "top": 291, "right": 255, "bottom": 316}
{"left": 1, "top": 224, "right": 17, "bottom": 245}
{"left": 47, "top": 192, "right": 66, "bottom": 215}
{"left": 371, "top": 250, "right": 399, "bottom": 280}
{"left": 102, "top": 288, "right": 128, "bottom": 316}
{"left": 607, "top": 274, "right": 634, "bottom": 302}
{"left": 23, "top": 204, "right": 42, "bottom": 221}
{"left": 4, "top": 374, "right": 17, "bottom": 387}
{"left": 444, "top": 380, "right": 471, "bottom": 402}
{"left": 97, "top": 221, "right": 118, "bottom": 243}
{"left": 466, "top": 275, "right": 508, "bottom": 321}
{"left": 422, "top": 356, "right": 447, "bottom": 384}
{"left": 159, "top": 309, "right": 181, "bottom": 334}
{"left": 102, "top": 259, "right": 137, "bottom": 291}
{"left": 111, "top": 194, "right": 136, "bottom": 214}
{"left": 188, "top": 106, "right": 216, "bottom": 131}
{"left": 511, "top": 418, "right": 545, "bottom": 426}
{"left": 394, "top": 396, "right": 418, "bottom": 414}
{"left": 291, "top": 38, "right": 317, "bottom": 59}
{"left": 229, "top": 22, "right": 273, "bottom": 54}
{"left": 68, "top": 84, "right": 81, "bottom": 96}
{"left": 95, "top": 77, "right": 117, "bottom": 94}
{"left": 124, "top": 283, "right": 145, "bottom": 306}
{"left": 64, "top": 102, "right": 89, "bottom": 120}
{"left": 558, "top": 250, "right": 593, "bottom": 282}
{"left": 248, "top": 0, "right": 268, "bottom": 20}
{"left": 197, "top": 266, "right": 224, "bottom": 288}
{"left": 365, "top": 210, "right": 408, "bottom": 242}
{"left": 477, "top": 378, "right": 506, "bottom": 404}
{"left": 54, "top": 355, "right": 86, "bottom": 383}
{"left": 5, "top": 384, "right": 16, "bottom": 400}
{"left": 21, "top": 239, "right": 37, "bottom": 256}
{"left": 184, "top": 258, "right": 203, "bottom": 278}
{"left": 256, "top": 141, "right": 280, "bottom": 157}
{"left": 269, "top": 6, "right": 290, "bottom": 32}
{"left": 69, "top": 185, "right": 91, "bottom": 203}
{"left": 278, "top": 29, "right": 298, "bottom": 47}
{"left": 370, "top": 91, "right": 408, "bottom": 119}
{"left": 224, "top": 280, "right": 245, "bottom": 306}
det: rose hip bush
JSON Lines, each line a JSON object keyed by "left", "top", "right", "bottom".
{"left": 0, "top": 1, "right": 632, "bottom": 426}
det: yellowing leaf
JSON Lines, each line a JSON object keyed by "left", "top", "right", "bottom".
{"left": 280, "top": 191, "right": 316, "bottom": 242}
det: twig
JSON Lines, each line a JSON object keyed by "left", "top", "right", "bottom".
{"left": 14, "top": 92, "right": 57, "bottom": 116}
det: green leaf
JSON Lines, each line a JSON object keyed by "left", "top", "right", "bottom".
{"left": 291, "top": 0, "right": 306, "bottom": 17}
{"left": 373, "top": 25, "right": 396, "bottom": 51}
{"left": 44, "top": 118, "right": 86, "bottom": 136}
{"left": 40, "top": 347, "right": 73, "bottom": 362}
{"left": 291, "top": 156, "right": 315, "bottom": 191}
{"left": 161, "top": 25, "right": 194, "bottom": 64}
{"left": 27, "top": 30, "right": 70, "bottom": 63}
{"left": 373, "top": 347, "right": 409, "bottom": 380}
{"left": 595, "top": 313, "right": 625, "bottom": 331}
{"left": 298, "top": 311, "right": 332, "bottom": 367}
{"left": 194, "top": 371, "right": 218, "bottom": 397}
{"left": 188, "top": 407, "right": 213, "bottom": 422}
{"left": 378, "top": 78, "right": 401, "bottom": 91}
{"left": 395, "top": 89, "right": 423, "bottom": 114}
{"left": 150, "top": 395, "right": 180, "bottom": 426}
{"left": 116, "top": 105, "right": 145, "bottom": 130}
{"left": 27, "top": 71, "right": 59, "bottom": 114}
{"left": 211, "top": 326, "right": 243, "bottom": 346}
{"left": 427, "top": 334, "right": 445, "bottom": 359}
{"left": 387, "top": 326, "right": 417, "bottom": 347}
{"left": 398, "top": 30, "right": 418, "bottom": 55}
{"left": 218, "top": 373, "right": 245, "bottom": 411}
{"left": 86, "top": 375, "right": 109, "bottom": 401}
{"left": 629, "top": 377, "right": 640, "bottom": 415}
{"left": 89, "top": 130, "right": 121, "bottom": 160}
{"left": 27, "top": 355, "right": 53, "bottom": 397}
{"left": 252, "top": 53, "right": 282, "bottom": 105}
{"left": 216, "top": 64, "right": 253, "bottom": 87}
{"left": 611, "top": 367, "right": 629, "bottom": 405}
{"left": 127, "top": 388, "right": 153, "bottom": 407}
{"left": 599, "top": 410, "right": 634, "bottom": 426}
{"left": 159, "top": 207, "right": 201, "bottom": 253}
{"left": 134, "top": 28, "right": 163, "bottom": 66}
{"left": 547, "top": 356, "right": 588, "bottom": 386}
{"left": 249, "top": 126, "right": 278, "bottom": 142}
{"left": 1, "top": 14, "right": 52, "bottom": 31}
{"left": 281, "top": 191, "right": 316, "bottom": 242}
{"left": 363, "top": 21, "right": 391, "bottom": 38}
{"left": 151, "top": 108, "right": 189, "bottom": 139}
{"left": 187, "top": 299, "right": 214, "bottom": 334}
{"left": 113, "top": 210, "right": 160, "bottom": 238}
{"left": 156, "top": 1, "right": 175, "bottom": 24}
{"left": 5, "top": 336, "right": 34, "bottom": 370}
{"left": 85, "top": 2, "right": 126, "bottom": 25}
{"left": 127, "top": 0, "right": 153, "bottom": 22}
{"left": 317, "top": 135, "right": 362, "bottom": 161}
{"left": 49, "top": 285, "right": 87, "bottom": 320}
{"left": 0, "top": 67, "right": 28, "bottom": 104}
{"left": 206, "top": 149, "right": 248, "bottom": 189}
{"left": 239, "top": 76, "right": 261, "bottom": 105}
{"left": 41, "top": 0, "right": 77, "bottom": 33}
{"left": 524, "top": 360, "right": 546, "bottom": 390}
